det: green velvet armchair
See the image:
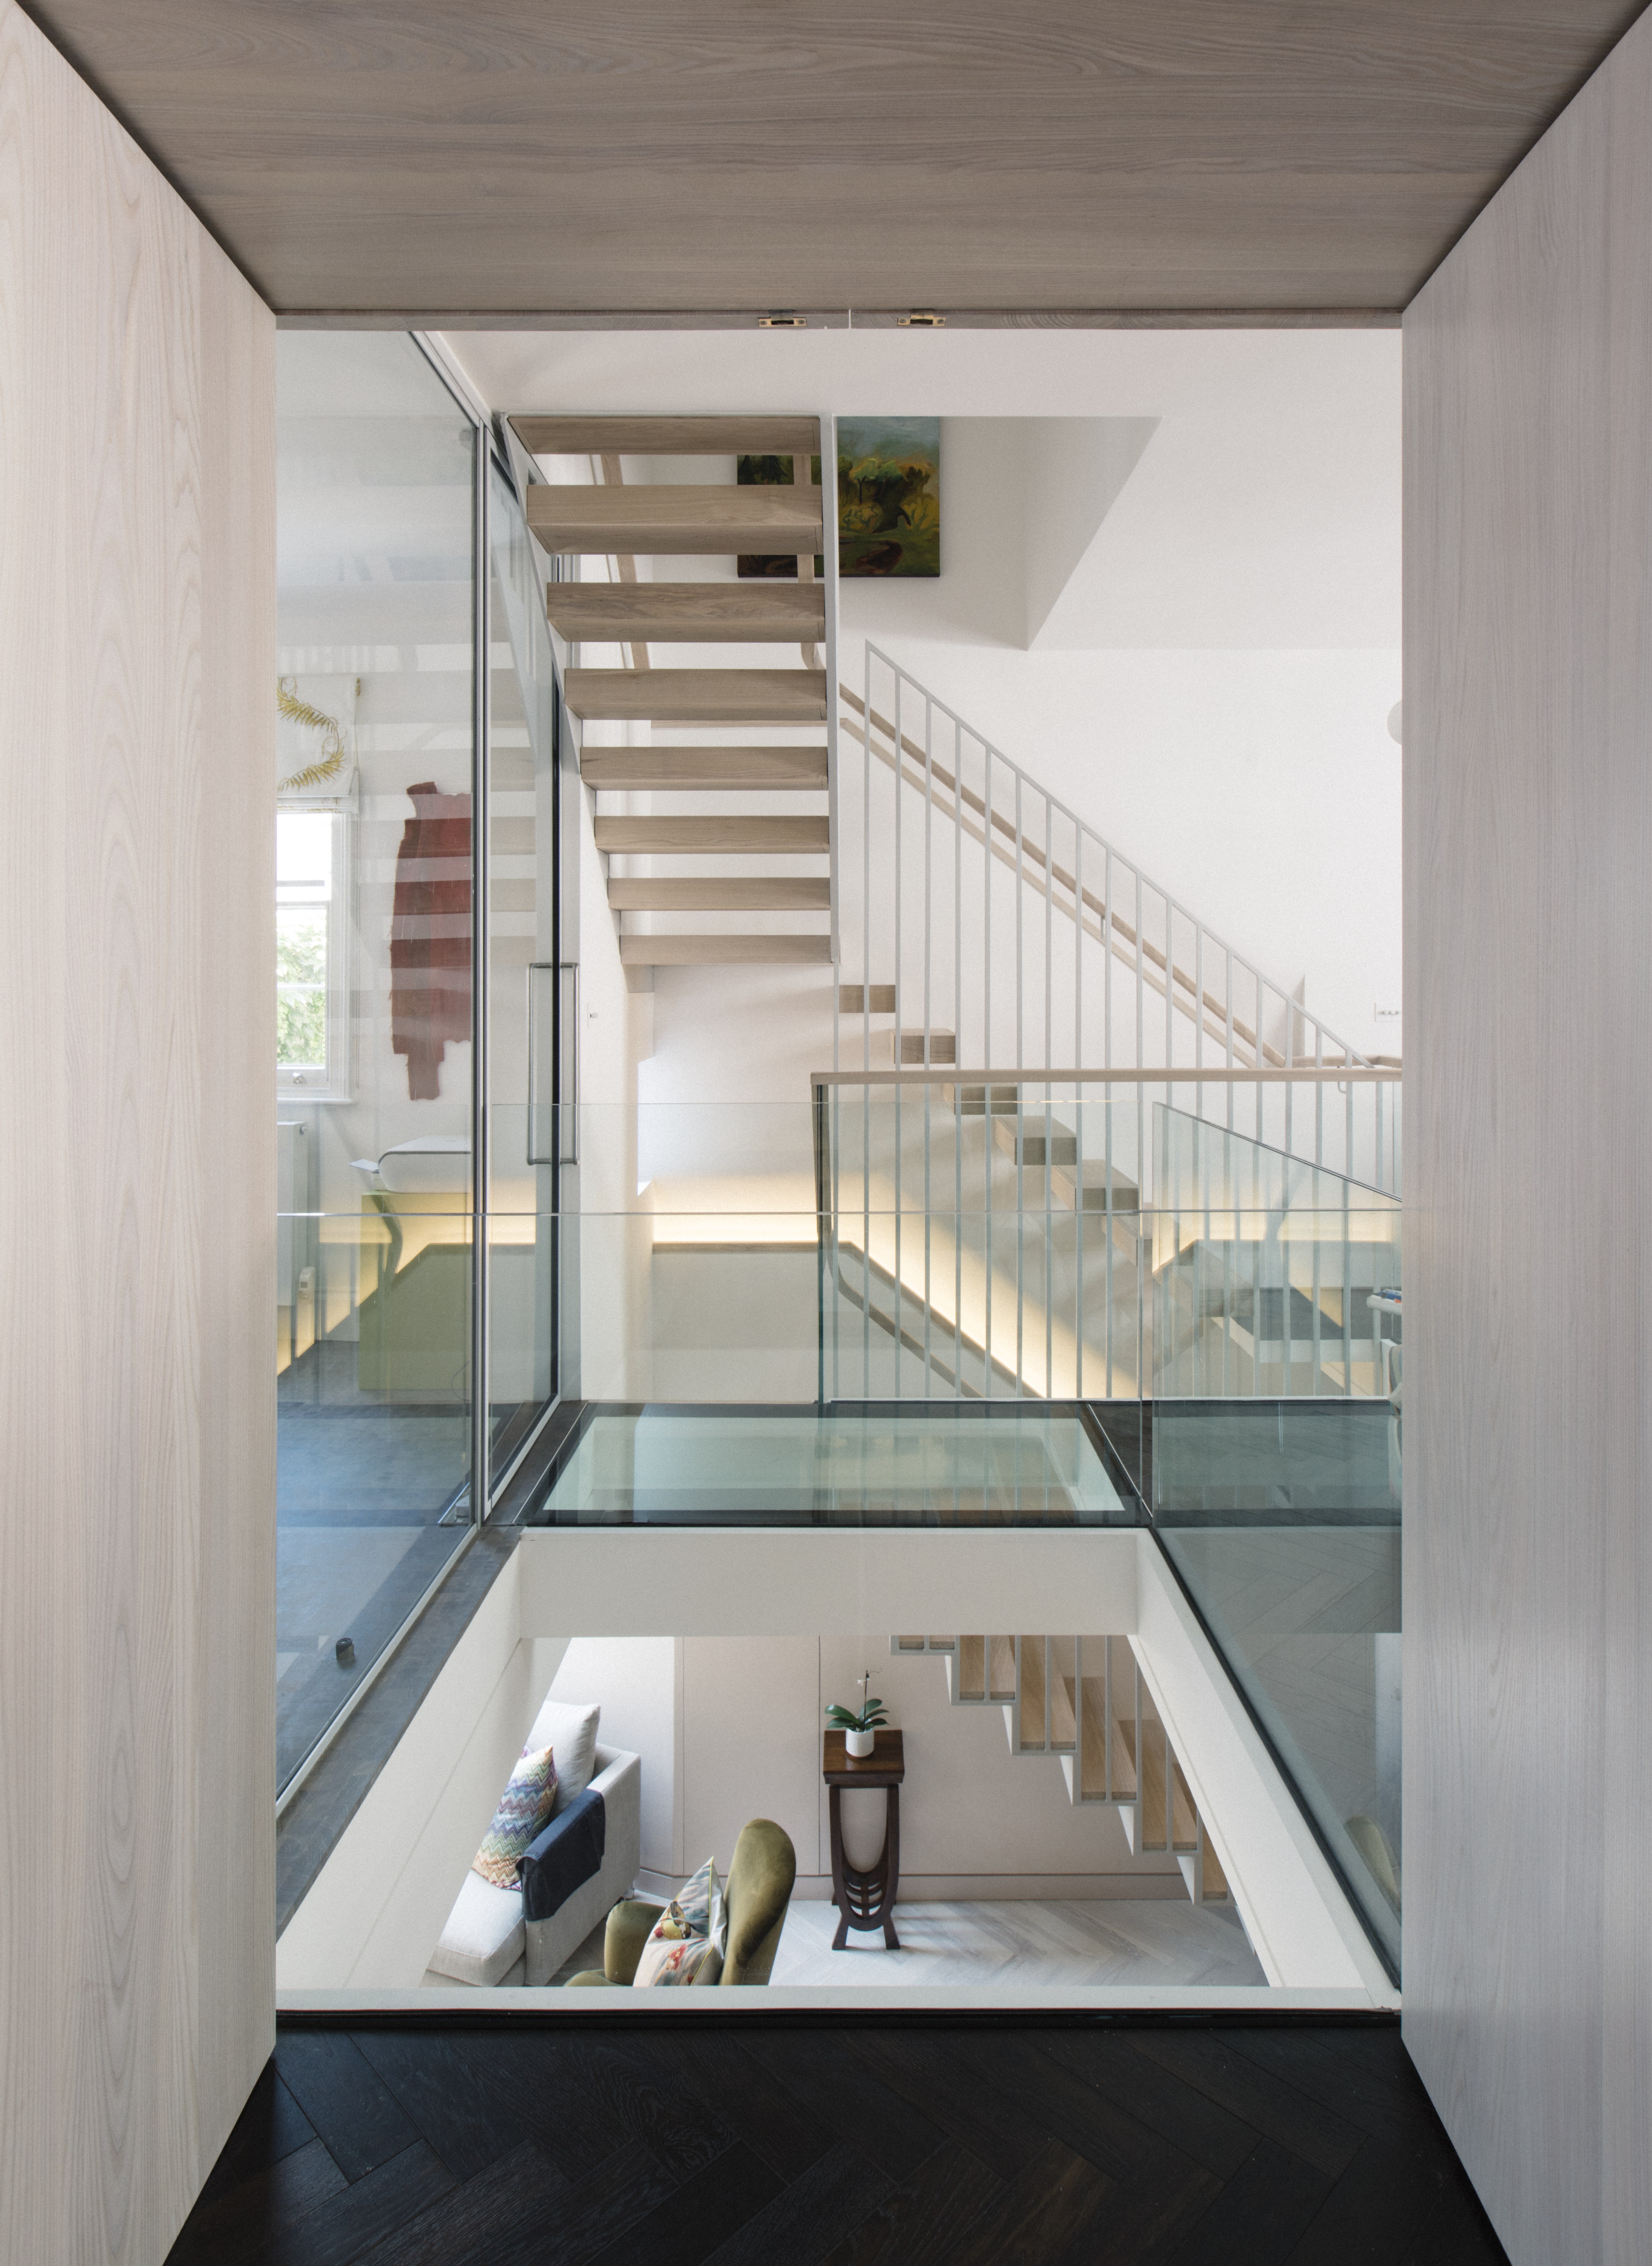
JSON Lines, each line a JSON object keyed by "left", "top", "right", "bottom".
{"left": 566, "top": 1817, "right": 796, "bottom": 1987}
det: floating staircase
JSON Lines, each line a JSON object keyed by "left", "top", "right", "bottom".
{"left": 893, "top": 1633, "right": 1229, "bottom": 1902}
{"left": 512, "top": 413, "right": 833, "bottom": 969}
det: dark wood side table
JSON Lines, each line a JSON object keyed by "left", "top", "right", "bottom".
{"left": 823, "top": 1729, "right": 905, "bottom": 1949}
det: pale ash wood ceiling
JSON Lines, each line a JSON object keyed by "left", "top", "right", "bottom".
{"left": 19, "top": 0, "right": 1650, "bottom": 318}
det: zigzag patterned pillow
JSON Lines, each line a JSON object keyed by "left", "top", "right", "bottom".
{"left": 471, "top": 1744, "right": 558, "bottom": 1889}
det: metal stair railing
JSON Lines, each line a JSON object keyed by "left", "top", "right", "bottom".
{"left": 836, "top": 646, "right": 1400, "bottom": 1201}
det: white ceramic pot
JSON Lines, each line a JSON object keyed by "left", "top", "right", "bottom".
{"left": 846, "top": 1727, "right": 876, "bottom": 1759}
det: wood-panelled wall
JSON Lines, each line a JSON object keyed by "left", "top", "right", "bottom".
{"left": 0, "top": 3, "right": 276, "bottom": 2258}
{"left": 1403, "top": 12, "right": 1652, "bottom": 2262}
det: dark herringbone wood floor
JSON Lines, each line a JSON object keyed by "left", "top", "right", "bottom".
{"left": 166, "top": 2017, "right": 1510, "bottom": 2266}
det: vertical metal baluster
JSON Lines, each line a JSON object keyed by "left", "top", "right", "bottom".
{"left": 1254, "top": 1116, "right": 1264, "bottom": 1397}
{"left": 1284, "top": 987, "right": 1295, "bottom": 1168}
{"left": 956, "top": 718, "right": 963, "bottom": 1393}
{"left": 1015, "top": 774, "right": 1024, "bottom": 1395}
{"left": 1104, "top": 1636, "right": 1114, "bottom": 1803}
{"left": 1044, "top": 790, "right": 1054, "bottom": 1075}
{"left": 893, "top": 669, "right": 903, "bottom": 1394}
{"left": 1075, "top": 829, "right": 1084, "bottom": 1402}
{"left": 984, "top": 747, "right": 994, "bottom": 1398}
{"left": 1015, "top": 772, "right": 1024, "bottom": 1072}
{"left": 1195, "top": 920, "right": 1204, "bottom": 1129}
{"left": 984, "top": 739, "right": 993, "bottom": 1070}
{"left": 1075, "top": 1634, "right": 1085, "bottom": 1797}
{"left": 831, "top": 1085, "right": 840, "bottom": 1402}
{"left": 922, "top": 694, "right": 934, "bottom": 1396}
{"left": 862, "top": 644, "right": 872, "bottom": 1396}
{"left": 1343, "top": 1174, "right": 1353, "bottom": 1397}
{"left": 1043, "top": 796, "right": 1055, "bottom": 1399}
{"left": 1315, "top": 1023, "right": 1325, "bottom": 1169}
{"left": 1135, "top": 868, "right": 1145, "bottom": 1231}
{"left": 1311, "top": 1148, "right": 1323, "bottom": 1397}
{"left": 923, "top": 689, "right": 934, "bottom": 1065}
{"left": 1376, "top": 1075, "right": 1385, "bottom": 1193}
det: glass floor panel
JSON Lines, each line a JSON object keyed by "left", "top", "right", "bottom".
{"left": 1101, "top": 1397, "right": 1399, "bottom": 1523}
{"left": 530, "top": 1405, "right": 1133, "bottom": 1526}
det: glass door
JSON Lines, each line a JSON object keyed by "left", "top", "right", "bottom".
{"left": 485, "top": 458, "right": 563, "bottom": 1477}
{"left": 275, "top": 331, "right": 479, "bottom": 1793}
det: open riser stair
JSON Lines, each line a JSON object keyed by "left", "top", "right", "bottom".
{"left": 512, "top": 412, "right": 834, "bottom": 968}
{"left": 892, "top": 1634, "right": 1228, "bottom": 1903}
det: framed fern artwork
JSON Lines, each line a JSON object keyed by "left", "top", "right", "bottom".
{"left": 736, "top": 417, "right": 941, "bottom": 578}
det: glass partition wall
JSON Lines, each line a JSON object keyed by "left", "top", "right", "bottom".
{"left": 275, "top": 336, "right": 563, "bottom": 1794}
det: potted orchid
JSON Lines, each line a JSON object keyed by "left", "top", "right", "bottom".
{"left": 826, "top": 1671, "right": 889, "bottom": 1760}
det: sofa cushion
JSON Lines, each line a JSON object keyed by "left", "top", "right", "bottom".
{"left": 429, "top": 1870, "right": 526, "bottom": 1988}
{"left": 525, "top": 1697, "right": 601, "bottom": 1815}
{"left": 472, "top": 1744, "right": 557, "bottom": 1887}
{"left": 633, "top": 1857, "right": 724, "bottom": 1987}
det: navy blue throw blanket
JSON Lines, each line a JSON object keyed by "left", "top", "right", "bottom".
{"left": 520, "top": 1788, "right": 606, "bottom": 1923}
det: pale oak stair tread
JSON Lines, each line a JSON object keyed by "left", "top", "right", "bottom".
{"left": 548, "top": 583, "right": 824, "bottom": 643}
{"left": 566, "top": 667, "right": 826, "bottom": 723}
{"left": 512, "top": 414, "right": 818, "bottom": 457}
{"left": 527, "top": 484, "right": 821, "bottom": 556}
{"left": 839, "top": 984, "right": 898, "bottom": 1014}
{"left": 594, "top": 815, "right": 829, "bottom": 854}
{"left": 582, "top": 746, "right": 828, "bottom": 791}
{"left": 608, "top": 877, "right": 831, "bottom": 911}
{"left": 618, "top": 934, "right": 833, "bottom": 966}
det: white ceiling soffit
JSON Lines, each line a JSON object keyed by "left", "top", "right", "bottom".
{"left": 450, "top": 328, "right": 1400, "bottom": 649}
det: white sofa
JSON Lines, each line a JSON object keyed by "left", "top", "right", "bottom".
{"left": 427, "top": 1716, "right": 642, "bottom": 1988}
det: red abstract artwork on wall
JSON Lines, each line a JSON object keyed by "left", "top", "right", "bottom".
{"left": 390, "top": 781, "right": 472, "bottom": 1100}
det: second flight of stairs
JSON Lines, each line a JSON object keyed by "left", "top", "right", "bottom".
{"left": 513, "top": 414, "right": 834, "bottom": 969}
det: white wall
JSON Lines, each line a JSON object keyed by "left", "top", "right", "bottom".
{"left": 550, "top": 1638, "right": 678, "bottom": 1875}
{"left": 1404, "top": 13, "right": 1652, "bottom": 2262}
{"left": 0, "top": 5, "right": 276, "bottom": 2257}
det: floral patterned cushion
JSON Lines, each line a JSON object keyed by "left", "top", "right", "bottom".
{"left": 471, "top": 1745, "right": 558, "bottom": 1889}
{"left": 633, "top": 1857, "right": 725, "bottom": 1986}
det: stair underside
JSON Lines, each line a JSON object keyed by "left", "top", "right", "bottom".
{"left": 539, "top": 414, "right": 832, "bottom": 978}
{"left": 581, "top": 747, "right": 828, "bottom": 791}
{"left": 594, "top": 815, "right": 829, "bottom": 855}
{"left": 527, "top": 485, "right": 821, "bottom": 556}
{"left": 512, "top": 414, "right": 819, "bottom": 458}
{"left": 566, "top": 668, "right": 826, "bottom": 723}
{"left": 619, "top": 934, "right": 834, "bottom": 966}
{"left": 608, "top": 877, "right": 831, "bottom": 911}
{"left": 548, "top": 583, "right": 824, "bottom": 643}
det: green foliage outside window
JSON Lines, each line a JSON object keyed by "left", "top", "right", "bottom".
{"left": 277, "top": 909, "right": 327, "bottom": 1068}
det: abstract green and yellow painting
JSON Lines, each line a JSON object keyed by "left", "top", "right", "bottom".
{"left": 837, "top": 416, "right": 940, "bottom": 578}
{"left": 736, "top": 420, "right": 941, "bottom": 579}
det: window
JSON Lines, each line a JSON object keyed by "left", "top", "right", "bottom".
{"left": 276, "top": 809, "right": 349, "bottom": 1098}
